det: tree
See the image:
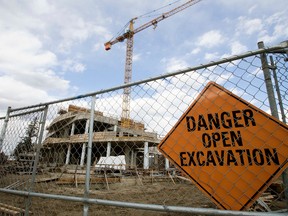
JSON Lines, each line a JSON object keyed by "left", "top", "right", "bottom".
{"left": 13, "top": 117, "right": 39, "bottom": 160}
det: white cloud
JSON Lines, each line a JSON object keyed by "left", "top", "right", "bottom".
{"left": 204, "top": 52, "right": 220, "bottom": 61}
{"left": 93, "top": 43, "right": 103, "bottom": 52}
{"left": 248, "top": 5, "right": 257, "bottom": 14}
{"left": 0, "top": 30, "right": 56, "bottom": 70}
{"left": 221, "top": 41, "right": 248, "bottom": 58}
{"left": 0, "top": 25, "right": 71, "bottom": 112}
{"left": 196, "top": 30, "right": 225, "bottom": 48}
{"left": 29, "top": 0, "right": 54, "bottom": 15}
{"left": 49, "top": 6, "right": 112, "bottom": 54}
{"left": 0, "top": 28, "right": 69, "bottom": 94}
{"left": 73, "top": 63, "right": 86, "bottom": 73}
{"left": 236, "top": 17, "right": 263, "bottom": 35}
{"left": 219, "top": 41, "right": 247, "bottom": 62}
{"left": 161, "top": 57, "right": 189, "bottom": 72}
{"left": 133, "top": 53, "right": 141, "bottom": 62}
{"left": 20, "top": 70, "right": 70, "bottom": 92}
{"left": 230, "top": 41, "right": 248, "bottom": 55}
{"left": 62, "top": 59, "right": 86, "bottom": 73}
{"left": 190, "top": 48, "right": 201, "bottom": 55}
{"left": 0, "top": 76, "right": 56, "bottom": 110}
{"left": 0, "top": 1, "right": 46, "bottom": 32}
{"left": 59, "top": 18, "right": 105, "bottom": 45}
{"left": 0, "top": 0, "right": 113, "bottom": 112}
{"left": 258, "top": 11, "right": 288, "bottom": 44}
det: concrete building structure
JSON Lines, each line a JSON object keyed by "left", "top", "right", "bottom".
{"left": 41, "top": 105, "right": 163, "bottom": 170}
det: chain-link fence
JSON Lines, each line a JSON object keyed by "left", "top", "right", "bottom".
{"left": 0, "top": 41, "right": 287, "bottom": 215}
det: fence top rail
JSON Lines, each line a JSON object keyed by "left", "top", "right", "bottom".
{"left": 3, "top": 40, "right": 288, "bottom": 113}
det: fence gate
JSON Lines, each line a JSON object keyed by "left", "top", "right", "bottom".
{"left": 0, "top": 41, "right": 287, "bottom": 216}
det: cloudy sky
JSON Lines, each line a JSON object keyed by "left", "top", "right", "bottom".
{"left": 0, "top": 0, "right": 287, "bottom": 114}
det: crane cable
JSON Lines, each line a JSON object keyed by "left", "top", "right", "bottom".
{"left": 108, "top": 0, "right": 185, "bottom": 42}
{"left": 137, "top": 0, "right": 183, "bottom": 19}
{"left": 110, "top": 21, "right": 130, "bottom": 42}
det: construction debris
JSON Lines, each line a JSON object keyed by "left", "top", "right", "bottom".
{"left": 0, "top": 202, "right": 32, "bottom": 216}
{"left": 56, "top": 175, "right": 120, "bottom": 185}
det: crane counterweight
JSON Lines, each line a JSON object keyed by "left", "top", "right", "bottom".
{"left": 104, "top": 42, "right": 111, "bottom": 51}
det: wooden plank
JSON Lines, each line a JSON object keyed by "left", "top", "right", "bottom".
{"left": 74, "top": 163, "right": 79, "bottom": 188}
{"left": 35, "top": 176, "right": 59, "bottom": 183}
{"left": 0, "top": 206, "right": 19, "bottom": 215}
{"left": 4, "top": 181, "right": 21, "bottom": 189}
{"left": 56, "top": 177, "right": 120, "bottom": 185}
{"left": 175, "top": 175, "right": 191, "bottom": 182}
{"left": 0, "top": 202, "right": 32, "bottom": 215}
{"left": 168, "top": 172, "right": 176, "bottom": 185}
{"left": 104, "top": 170, "right": 110, "bottom": 190}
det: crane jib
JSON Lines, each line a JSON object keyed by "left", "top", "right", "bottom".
{"left": 105, "top": 0, "right": 202, "bottom": 46}
{"left": 104, "top": 0, "right": 203, "bottom": 127}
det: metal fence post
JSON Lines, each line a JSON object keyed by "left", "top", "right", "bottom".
{"left": 83, "top": 95, "right": 96, "bottom": 216}
{"left": 0, "top": 106, "right": 11, "bottom": 151}
{"left": 269, "top": 55, "right": 287, "bottom": 124}
{"left": 258, "top": 41, "right": 279, "bottom": 118}
{"left": 258, "top": 41, "right": 288, "bottom": 203}
{"left": 25, "top": 105, "right": 49, "bottom": 216}
{"left": 31, "top": 106, "right": 48, "bottom": 185}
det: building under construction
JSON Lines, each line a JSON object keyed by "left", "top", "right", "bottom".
{"left": 41, "top": 105, "right": 163, "bottom": 172}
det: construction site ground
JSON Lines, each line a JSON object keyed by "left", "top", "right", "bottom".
{"left": 1, "top": 172, "right": 287, "bottom": 215}
{"left": 0, "top": 173, "right": 215, "bottom": 216}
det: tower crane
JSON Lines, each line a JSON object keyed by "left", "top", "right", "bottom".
{"left": 104, "top": 0, "right": 202, "bottom": 128}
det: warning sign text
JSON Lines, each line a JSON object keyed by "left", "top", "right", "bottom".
{"left": 181, "top": 108, "right": 280, "bottom": 167}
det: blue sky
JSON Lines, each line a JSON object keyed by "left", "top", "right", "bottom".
{"left": 0, "top": 0, "right": 287, "bottom": 114}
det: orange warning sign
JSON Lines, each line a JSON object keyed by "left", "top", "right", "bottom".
{"left": 158, "top": 82, "right": 288, "bottom": 210}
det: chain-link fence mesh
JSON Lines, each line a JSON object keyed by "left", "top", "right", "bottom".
{"left": 0, "top": 42, "right": 287, "bottom": 215}
{"left": 269, "top": 52, "right": 288, "bottom": 124}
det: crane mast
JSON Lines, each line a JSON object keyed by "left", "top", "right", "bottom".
{"left": 122, "top": 21, "right": 134, "bottom": 127}
{"left": 104, "top": 0, "right": 202, "bottom": 128}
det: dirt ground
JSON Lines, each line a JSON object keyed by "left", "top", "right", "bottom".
{"left": 0, "top": 176, "right": 216, "bottom": 216}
